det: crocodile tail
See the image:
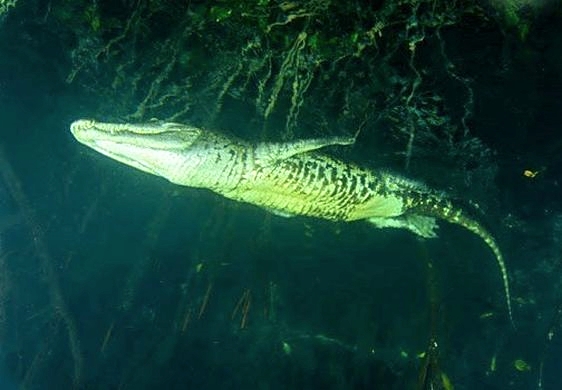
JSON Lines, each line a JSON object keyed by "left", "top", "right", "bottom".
{"left": 411, "top": 194, "right": 514, "bottom": 325}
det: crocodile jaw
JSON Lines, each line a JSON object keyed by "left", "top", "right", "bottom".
{"left": 70, "top": 119, "right": 201, "bottom": 177}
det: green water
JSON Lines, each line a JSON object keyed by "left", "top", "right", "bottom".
{"left": 0, "top": 1, "right": 561, "bottom": 388}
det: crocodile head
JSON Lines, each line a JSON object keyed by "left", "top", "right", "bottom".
{"left": 70, "top": 119, "right": 202, "bottom": 177}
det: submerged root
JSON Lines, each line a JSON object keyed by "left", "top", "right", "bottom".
{"left": 0, "top": 148, "right": 83, "bottom": 387}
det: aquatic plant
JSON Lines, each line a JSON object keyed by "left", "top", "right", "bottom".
{"left": 0, "top": 0, "right": 17, "bottom": 18}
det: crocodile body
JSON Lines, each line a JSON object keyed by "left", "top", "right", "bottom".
{"left": 70, "top": 119, "right": 512, "bottom": 321}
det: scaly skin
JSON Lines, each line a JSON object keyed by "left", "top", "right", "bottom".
{"left": 70, "top": 119, "right": 513, "bottom": 323}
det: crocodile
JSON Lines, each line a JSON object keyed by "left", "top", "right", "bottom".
{"left": 70, "top": 119, "right": 513, "bottom": 322}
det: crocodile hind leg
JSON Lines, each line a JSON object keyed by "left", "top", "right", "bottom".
{"left": 367, "top": 214, "right": 439, "bottom": 238}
